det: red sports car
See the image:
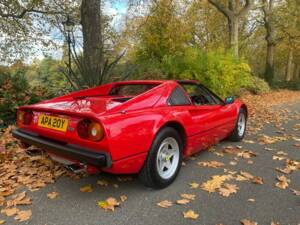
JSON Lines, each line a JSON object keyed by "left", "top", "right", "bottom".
{"left": 13, "top": 80, "right": 247, "bottom": 188}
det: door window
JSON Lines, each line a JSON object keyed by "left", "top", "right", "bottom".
{"left": 180, "top": 84, "right": 223, "bottom": 106}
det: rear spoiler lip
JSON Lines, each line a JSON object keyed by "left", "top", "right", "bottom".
{"left": 18, "top": 105, "right": 105, "bottom": 122}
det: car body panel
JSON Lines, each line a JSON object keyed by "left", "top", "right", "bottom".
{"left": 14, "top": 80, "right": 246, "bottom": 174}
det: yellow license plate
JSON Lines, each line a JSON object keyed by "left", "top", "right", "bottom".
{"left": 38, "top": 114, "right": 68, "bottom": 132}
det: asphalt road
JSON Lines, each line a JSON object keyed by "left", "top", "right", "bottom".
{"left": 5, "top": 102, "right": 300, "bottom": 225}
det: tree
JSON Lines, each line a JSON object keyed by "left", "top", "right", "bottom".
{"left": 80, "top": 0, "right": 102, "bottom": 85}
{"left": 207, "top": 0, "right": 254, "bottom": 58}
{"left": 262, "top": 0, "right": 275, "bottom": 84}
{"left": 0, "top": 0, "right": 77, "bottom": 63}
{"left": 134, "top": 0, "right": 191, "bottom": 64}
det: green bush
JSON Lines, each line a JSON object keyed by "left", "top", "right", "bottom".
{"left": 160, "top": 48, "right": 269, "bottom": 97}
{"left": 0, "top": 69, "right": 47, "bottom": 126}
{"left": 245, "top": 76, "right": 271, "bottom": 94}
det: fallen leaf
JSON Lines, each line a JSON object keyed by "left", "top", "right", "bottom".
{"left": 180, "top": 194, "right": 196, "bottom": 200}
{"left": 97, "top": 179, "right": 109, "bottom": 187}
{"left": 271, "top": 222, "right": 280, "bottom": 225}
{"left": 47, "top": 192, "right": 59, "bottom": 199}
{"left": 14, "top": 210, "right": 32, "bottom": 222}
{"left": 275, "top": 175, "right": 290, "bottom": 189}
{"left": 197, "top": 161, "right": 224, "bottom": 168}
{"left": 239, "top": 171, "right": 254, "bottom": 180}
{"left": 240, "top": 219, "right": 258, "bottom": 225}
{"left": 80, "top": 185, "right": 93, "bottom": 193}
{"left": 218, "top": 183, "right": 239, "bottom": 197}
{"left": 6, "top": 191, "right": 32, "bottom": 207}
{"left": 276, "top": 167, "right": 292, "bottom": 174}
{"left": 230, "top": 161, "right": 237, "bottom": 166}
{"left": 0, "top": 220, "right": 5, "bottom": 224}
{"left": 183, "top": 210, "right": 199, "bottom": 220}
{"left": 252, "top": 176, "right": 263, "bottom": 185}
{"left": 247, "top": 198, "right": 255, "bottom": 202}
{"left": 157, "top": 200, "right": 172, "bottom": 208}
{"left": 1, "top": 207, "right": 19, "bottom": 217}
{"left": 98, "top": 197, "right": 120, "bottom": 211}
{"left": 120, "top": 195, "right": 127, "bottom": 202}
{"left": 189, "top": 182, "right": 199, "bottom": 189}
{"left": 201, "top": 175, "right": 233, "bottom": 193}
{"left": 291, "top": 189, "right": 300, "bottom": 196}
{"left": 273, "top": 156, "right": 286, "bottom": 161}
{"left": 176, "top": 199, "right": 190, "bottom": 205}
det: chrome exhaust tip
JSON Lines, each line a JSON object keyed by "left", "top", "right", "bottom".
{"left": 65, "top": 164, "right": 86, "bottom": 174}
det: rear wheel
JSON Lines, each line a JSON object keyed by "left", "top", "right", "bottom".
{"left": 139, "top": 127, "right": 183, "bottom": 189}
{"left": 229, "top": 108, "right": 247, "bottom": 142}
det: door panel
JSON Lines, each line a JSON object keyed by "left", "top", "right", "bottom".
{"left": 185, "top": 103, "right": 236, "bottom": 154}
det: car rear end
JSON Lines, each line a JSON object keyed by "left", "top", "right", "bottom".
{"left": 13, "top": 108, "right": 112, "bottom": 172}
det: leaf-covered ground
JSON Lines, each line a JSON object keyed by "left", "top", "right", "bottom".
{"left": 0, "top": 90, "right": 300, "bottom": 225}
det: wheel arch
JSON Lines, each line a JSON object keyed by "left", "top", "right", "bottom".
{"left": 157, "top": 121, "right": 187, "bottom": 151}
{"left": 240, "top": 104, "right": 248, "bottom": 118}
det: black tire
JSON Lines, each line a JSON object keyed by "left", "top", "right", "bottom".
{"left": 228, "top": 108, "right": 247, "bottom": 142}
{"left": 139, "top": 127, "right": 183, "bottom": 189}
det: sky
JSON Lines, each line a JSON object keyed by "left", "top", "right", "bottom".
{"left": 29, "top": 0, "right": 128, "bottom": 63}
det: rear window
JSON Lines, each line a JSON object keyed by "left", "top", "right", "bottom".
{"left": 109, "top": 84, "right": 158, "bottom": 96}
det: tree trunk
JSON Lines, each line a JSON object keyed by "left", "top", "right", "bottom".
{"left": 295, "top": 64, "right": 300, "bottom": 80}
{"left": 81, "top": 0, "right": 102, "bottom": 86}
{"left": 286, "top": 48, "right": 294, "bottom": 81}
{"left": 228, "top": 17, "right": 239, "bottom": 58}
{"left": 265, "top": 42, "right": 275, "bottom": 83}
{"left": 207, "top": 0, "right": 253, "bottom": 59}
{"left": 263, "top": 0, "right": 275, "bottom": 84}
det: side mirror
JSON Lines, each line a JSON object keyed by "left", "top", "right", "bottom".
{"left": 224, "top": 96, "right": 235, "bottom": 104}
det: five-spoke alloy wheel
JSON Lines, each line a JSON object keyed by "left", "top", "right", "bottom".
{"left": 139, "top": 127, "right": 183, "bottom": 189}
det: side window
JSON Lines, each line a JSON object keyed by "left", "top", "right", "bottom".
{"left": 168, "top": 86, "right": 191, "bottom": 106}
{"left": 180, "top": 83, "right": 223, "bottom": 106}
{"left": 199, "top": 84, "right": 224, "bottom": 105}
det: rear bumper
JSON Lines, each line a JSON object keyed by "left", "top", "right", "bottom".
{"left": 12, "top": 129, "right": 111, "bottom": 168}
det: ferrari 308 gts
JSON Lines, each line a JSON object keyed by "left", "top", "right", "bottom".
{"left": 12, "top": 80, "right": 247, "bottom": 188}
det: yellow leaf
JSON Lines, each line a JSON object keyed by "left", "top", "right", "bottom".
{"left": 218, "top": 183, "right": 239, "bottom": 197}
{"left": 80, "top": 185, "right": 93, "bottom": 193}
{"left": 180, "top": 194, "right": 196, "bottom": 200}
{"left": 189, "top": 182, "right": 199, "bottom": 189}
{"left": 240, "top": 219, "right": 258, "bottom": 225}
{"left": 47, "top": 192, "right": 59, "bottom": 199}
{"left": 157, "top": 200, "right": 172, "bottom": 208}
{"left": 14, "top": 210, "right": 32, "bottom": 222}
{"left": 197, "top": 161, "right": 224, "bottom": 168}
{"left": 1, "top": 207, "right": 19, "bottom": 217}
{"left": 176, "top": 199, "right": 190, "bottom": 205}
{"left": 183, "top": 210, "right": 199, "bottom": 220}
{"left": 98, "top": 197, "right": 120, "bottom": 211}
{"left": 120, "top": 195, "right": 127, "bottom": 202}
{"left": 97, "top": 179, "right": 109, "bottom": 186}
{"left": 275, "top": 175, "right": 290, "bottom": 189}
{"left": 291, "top": 189, "right": 300, "bottom": 196}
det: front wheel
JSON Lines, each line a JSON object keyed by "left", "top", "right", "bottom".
{"left": 228, "top": 108, "right": 247, "bottom": 142}
{"left": 139, "top": 127, "right": 183, "bottom": 189}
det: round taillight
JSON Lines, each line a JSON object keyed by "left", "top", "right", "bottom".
{"left": 77, "top": 119, "right": 91, "bottom": 139}
{"left": 77, "top": 119, "right": 104, "bottom": 141}
{"left": 17, "top": 111, "right": 25, "bottom": 123}
{"left": 88, "top": 122, "right": 104, "bottom": 141}
{"left": 17, "top": 110, "right": 33, "bottom": 125}
{"left": 23, "top": 111, "right": 33, "bottom": 125}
